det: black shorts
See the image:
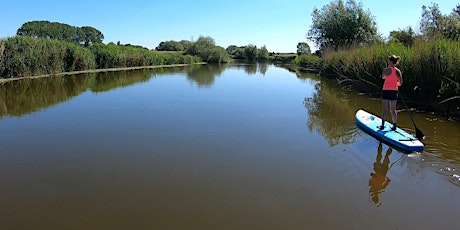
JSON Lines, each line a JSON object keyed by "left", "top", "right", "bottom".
{"left": 382, "top": 90, "right": 398, "bottom": 100}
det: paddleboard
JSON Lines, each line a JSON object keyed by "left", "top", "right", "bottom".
{"left": 355, "top": 109, "right": 424, "bottom": 152}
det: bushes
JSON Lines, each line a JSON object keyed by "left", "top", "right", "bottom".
{"left": 293, "top": 54, "right": 321, "bottom": 70}
{"left": 89, "top": 43, "right": 201, "bottom": 69}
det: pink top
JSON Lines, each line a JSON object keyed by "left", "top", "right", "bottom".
{"left": 382, "top": 67, "right": 400, "bottom": 91}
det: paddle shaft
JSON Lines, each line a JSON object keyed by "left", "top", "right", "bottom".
{"left": 398, "top": 91, "right": 425, "bottom": 140}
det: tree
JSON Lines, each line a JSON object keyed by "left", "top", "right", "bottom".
{"left": 420, "top": 3, "right": 460, "bottom": 41}
{"left": 226, "top": 45, "right": 245, "bottom": 59}
{"left": 79, "top": 26, "right": 104, "bottom": 46}
{"left": 297, "top": 42, "right": 311, "bottom": 55}
{"left": 307, "top": 0, "right": 378, "bottom": 50}
{"left": 17, "top": 21, "right": 76, "bottom": 41}
{"left": 257, "top": 45, "right": 269, "bottom": 60}
{"left": 16, "top": 21, "right": 104, "bottom": 46}
{"left": 155, "top": 40, "right": 184, "bottom": 51}
{"left": 389, "top": 27, "right": 415, "bottom": 47}
{"left": 185, "top": 36, "right": 215, "bottom": 56}
{"left": 185, "top": 36, "right": 230, "bottom": 63}
{"left": 244, "top": 45, "right": 258, "bottom": 61}
{"left": 454, "top": 4, "right": 460, "bottom": 16}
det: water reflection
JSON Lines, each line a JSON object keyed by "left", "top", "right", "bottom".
{"left": 0, "top": 61, "right": 268, "bottom": 119}
{"left": 185, "top": 63, "right": 229, "bottom": 87}
{"left": 231, "top": 61, "right": 269, "bottom": 76}
{"left": 368, "top": 143, "right": 392, "bottom": 206}
{"left": 303, "top": 78, "right": 358, "bottom": 146}
{"left": 0, "top": 64, "right": 231, "bottom": 117}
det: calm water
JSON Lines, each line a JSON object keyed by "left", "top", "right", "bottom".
{"left": 1, "top": 63, "right": 459, "bottom": 229}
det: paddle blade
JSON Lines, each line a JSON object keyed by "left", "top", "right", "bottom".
{"left": 415, "top": 127, "right": 425, "bottom": 140}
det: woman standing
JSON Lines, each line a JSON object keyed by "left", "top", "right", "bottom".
{"left": 379, "top": 55, "right": 403, "bottom": 131}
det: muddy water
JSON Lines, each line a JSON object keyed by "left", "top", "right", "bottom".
{"left": 0, "top": 63, "right": 459, "bottom": 229}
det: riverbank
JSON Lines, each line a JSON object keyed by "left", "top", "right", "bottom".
{"left": 0, "top": 63, "right": 207, "bottom": 85}
{"left": 285, "top": 62, "right": 460, "bottom": 121}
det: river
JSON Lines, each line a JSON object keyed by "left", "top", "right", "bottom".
{"left": 0, "top": 63, "right": 459, "bottom": 229}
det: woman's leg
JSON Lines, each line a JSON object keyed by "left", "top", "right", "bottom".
{"left": 381, "top": 99, "right": 389, "bottom": 128}
{"left": 389, "top": 99, "right": 397, "bottom": 128}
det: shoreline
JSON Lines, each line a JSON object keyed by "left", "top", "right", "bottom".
{"left": 0, "top": 63, "right": 207, "bottom": 84}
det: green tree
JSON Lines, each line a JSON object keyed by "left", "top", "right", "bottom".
{"left": 79, "top": 26, "right": 104, "bottom": 46}
{"left": 257, "top": 45, "right": 269, "bottom": 60}
{"left": 420, "top": 3, "right": 460, "bottom": 41}
{"left": 226, "top": 45, "right": 245, "bottom": 59}
{"left": 17, "top": 21, "right": 76, "bottom": 41}
{"left": 297, "top": 42, "right": 311, "bottom": 55}
{"left": 244, "top": 45, "right": 258, "bottom": 60}
{"left": 389, "top": 27, "right": 415, "bottom": 47}
{"left": 16, "top": 21, "right": 104, "bottom": 46}
{"left": 185, "top": 36, "right": 215, "bottom": 56}
{"left": 185, "top": 36, "right": 230, "bottom": 63}
{"left": 307, "top": 0, "right": 378, "bottom": 50}
{"left": 155, "top": 40, "right": 184, "bottom": 51}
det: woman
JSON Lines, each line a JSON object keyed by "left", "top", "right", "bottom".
{"left": 379, "top": 55, "right": 403, "bottom": 131}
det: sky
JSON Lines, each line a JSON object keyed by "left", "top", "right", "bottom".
{"left": 1, "top": 0, "right": 459, "bottom": 53}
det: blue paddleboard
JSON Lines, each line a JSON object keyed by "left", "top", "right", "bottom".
{"left": 355, "top": 109, "right": 424, "bottom": 152}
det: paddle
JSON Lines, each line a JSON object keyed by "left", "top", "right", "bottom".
{"left": 398, "top": 91, "right": 425, "bottom": 140}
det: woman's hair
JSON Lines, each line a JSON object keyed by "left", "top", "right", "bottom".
{"left": 388, "top": 55, "right": 400, "bottom": 64}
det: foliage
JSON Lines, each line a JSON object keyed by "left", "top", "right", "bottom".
{"left": 185, "top": 36, "right": 230, "bottom": 63}
{"left": 293, "top": 54, "right": 321, "bottom": 70}
{"left": 155, "top": 40, "right": 192, "bottom": 52}
{"left": 226, "top": 45, "right": 244, "bottom": 58}
{"left": 297, "top": 42, "right": 311, "bottom": 55}
{"left": 89, "top": 43, "right": 201, "bottom": 69}
{"left": 16, "top": 21, "right": 104, "bottom": 46}
{"left": 270, "top": 53, "right": 297, "bottom": 63}
{"left": 257, "top": 45, "right": 269, "bottom": 60}
{"left": 80, "top": 26, "right": 104, "bottom": 46}
{"left": 0, "top": 36, "right": 201, "bottom": 78}
{"left": 389, "top": 27, "right": 416, "bottom": 47}
{"left": 307, "top": 0, "right": 378, "bottom": 50}
{"left": 243, "top": 45, "right": 258, "bottom": 61}
{"left": 320, "top": 39, "right": 460, "bottom": 112}
{"left": 0, "top": 36, "right": 96, "bottom": 78}
{"left": 420, "top": 3, "right": 460, "bottom": 41}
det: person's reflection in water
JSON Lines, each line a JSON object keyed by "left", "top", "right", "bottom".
{"left": 369, "top": 143, "right": 392, "bottom": 206}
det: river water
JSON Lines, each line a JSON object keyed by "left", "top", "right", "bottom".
{"left": 0, "top": 63, "right": 459, "bottom": 229}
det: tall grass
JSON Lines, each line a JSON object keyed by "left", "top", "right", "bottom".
{"left": 89, "top": 44, "right": 201, "bottom": 69}
{"left": 321, "top": 39, "right": 460, "bottom": 113}
{"left": 0, "top": 36, "right": 96, "bottom": 78}
{"left": 0, "top": 36, "right": 201, "bottom": 79}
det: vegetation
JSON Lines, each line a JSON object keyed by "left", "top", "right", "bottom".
{"left": 307, "top": 0, "right": 379, "bottom": 50}
{"left": 17, "top": 21, "right": 104, "bottom": 46}
{"left": 297, "top": 42, "right": 311, "bottom": 55}
{"left": 0, "top": 36, "right": 200, "bottom": 79}
{"left": 184, "top": 36, "right": 231, "bottom": 63}
{"left": 302, "top": 1, "right": 460, "bottom": 116}
{"left": 0, "top": 36, "right": 96, "bottom": 78}
{"left": 420, "top": 3, "right": 460, "bottom": 41}
{"left": 155, "top": 40, "right": 192, "bottom": 52}
{"left": 89, "top": 43, "right": 199, "bottom": 69}
{"left": 2, "top": 2, "right": 459, "bottom": 116}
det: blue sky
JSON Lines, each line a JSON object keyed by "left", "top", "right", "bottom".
{"left": 1, "top": 0, "right": 459, "bottom": 52}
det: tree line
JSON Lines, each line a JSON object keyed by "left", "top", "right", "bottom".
{"left": 16, "top": 21, "right": 104, "bottom": 47}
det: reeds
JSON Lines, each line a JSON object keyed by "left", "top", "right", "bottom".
{"left": 0, "top": 36, "right": 201, "bottom": 79}
{"left": 320, "top": 39, "right": 460, "bottom": 113}
{"left": 0, "top": 36, "right": 96, "bottom": 78}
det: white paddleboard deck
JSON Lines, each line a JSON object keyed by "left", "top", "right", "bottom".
{"left": 355, "top": 109, "right": 424, "bottom": 152}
